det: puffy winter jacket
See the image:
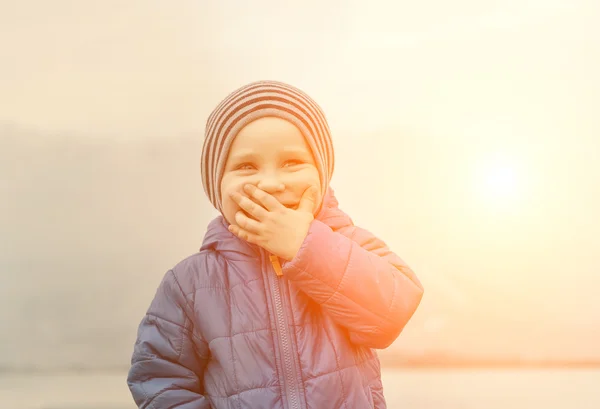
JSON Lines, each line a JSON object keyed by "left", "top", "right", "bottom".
{"left": 127, "top": 187, "right": 423, "bottom": 409}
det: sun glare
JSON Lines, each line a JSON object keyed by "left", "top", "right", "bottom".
{"left": 486, "top": 165, "right": 517, "bottom": 196}
{"left": 475, "top": 155, "right": 523, "bottom": 208}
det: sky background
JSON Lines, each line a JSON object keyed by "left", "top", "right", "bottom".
{"left": 1, "top": 0, "right": 599, "bottom": 370}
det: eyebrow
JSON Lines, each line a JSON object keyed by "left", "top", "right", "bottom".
{"left": 229, "top": 151, "right": 259, "bottom": 163}
{"left": 280, "top": 147, "right": 311, "bottom": 156}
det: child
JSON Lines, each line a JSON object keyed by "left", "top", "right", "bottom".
{"left": 127, "top": 80, "right": 424, "bottom": 409}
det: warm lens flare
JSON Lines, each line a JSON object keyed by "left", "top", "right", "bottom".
{"left": 474, "top": 155, "right": 523, "bottom": 208}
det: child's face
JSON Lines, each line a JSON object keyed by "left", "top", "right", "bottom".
{"left": 220, "top": 116, "right": 323, "bottom": 227}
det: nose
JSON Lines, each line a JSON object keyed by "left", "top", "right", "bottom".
{"left": 256, "top": 175, "right": 285, "bottom": 194}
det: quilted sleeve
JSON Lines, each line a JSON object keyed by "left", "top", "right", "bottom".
{"left": 127, "top": 269, "right": 212, "bottom": 408}
{"left": 282, "top": 220, "right": 424, "bottom": 349}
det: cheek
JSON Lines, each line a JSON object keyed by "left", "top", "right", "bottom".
{"left": 220, "top": 179, "right": 245, "bottom": 225}
{"left": 294, "top": 171, "right": 323, "bottom": 212}
{"left": 220, "top": 197, "right": 236, "bottom": 226}
{"left": 294, "top": 168, "right": 321, "bottom": 187}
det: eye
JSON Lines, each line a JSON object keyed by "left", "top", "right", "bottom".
{"left": 235, "top": 163, "right": 255, "bottom": 171}
{"left": 284, "top": 160, "right": 303, "bottom": 167}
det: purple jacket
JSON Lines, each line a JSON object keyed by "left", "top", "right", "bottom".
{"left": 127, "top": 187, "right": 423, "bottom": 409}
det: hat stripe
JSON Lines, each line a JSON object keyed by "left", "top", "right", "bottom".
{"left": 202, "top": 82, "right": 273, "bottom": 167}
{"left": 272, "top": 82, "right": 334, "bottom": 177}
{"left": 271, "top": 82, "right": 331, "bottom": 144}
{"left": 206, "top": 83, "right": 329, "bottom": 169}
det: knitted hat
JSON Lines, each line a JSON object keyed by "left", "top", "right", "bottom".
{"left": 201, "top": 80, "right": 335, "bottom": 213}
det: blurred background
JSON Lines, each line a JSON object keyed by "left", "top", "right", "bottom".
{"left": 1, "top": 0, "right": 599, "bottom": 408}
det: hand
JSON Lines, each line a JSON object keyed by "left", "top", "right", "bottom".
{"left": 228, "top": 184, "right": 318, "bottom": 261}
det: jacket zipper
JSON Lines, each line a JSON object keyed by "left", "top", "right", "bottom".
{"left": 268, "top": 253, "right": 302, "bottom": 409}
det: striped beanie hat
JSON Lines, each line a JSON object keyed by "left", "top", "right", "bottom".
{"left": 201, "top": 80, "right": 335, "bottom": 213}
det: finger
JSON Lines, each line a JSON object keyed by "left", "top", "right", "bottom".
{"left": 234, "top": 211, "right": 263, "bottom": 235}
{"left": 228, "top": 224, "right": 260, "bottom": 244}
{"left": 297, "top": 186, "right": 318, "bottom": 213}
{"left": 243, "top": 184, "right": 284, "bottom": 212}
{"left": 230, "top": 191, "right": 269, "bottom": 220}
